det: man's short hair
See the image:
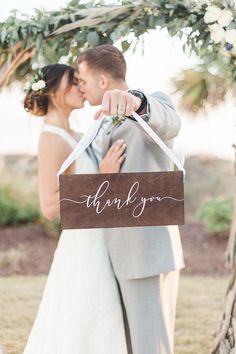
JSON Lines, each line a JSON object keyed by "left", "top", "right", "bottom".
{"left": 77, "top": 44, "right": 126, "bottom": 80}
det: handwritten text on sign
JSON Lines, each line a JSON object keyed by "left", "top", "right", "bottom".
{"left": 59, "top": 171, "right": 184, "bottom": 229}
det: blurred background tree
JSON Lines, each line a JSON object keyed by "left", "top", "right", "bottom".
{"left": 1, "top": 0, "right": 236, "bottom": 352}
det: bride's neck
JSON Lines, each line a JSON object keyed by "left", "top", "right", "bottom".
{"left": 45, "top": 108, "right": 72, "bottom": 132}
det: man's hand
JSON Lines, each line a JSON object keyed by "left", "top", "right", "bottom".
{"left": 100, "top": 89, "right": 141, "bottom": 117}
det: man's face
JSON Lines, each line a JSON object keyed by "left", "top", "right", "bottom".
{"left": 77, "top": 61, "right": 105, "bottom": 106}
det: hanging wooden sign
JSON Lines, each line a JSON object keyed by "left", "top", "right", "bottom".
{"left": 59, "top": 170, "right": 184, "bottom": 229}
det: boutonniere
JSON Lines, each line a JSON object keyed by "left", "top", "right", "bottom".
{"left": 107, "top": 115, "right": 126, "bottom": 135}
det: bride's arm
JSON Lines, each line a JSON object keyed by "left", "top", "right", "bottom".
{"left": 38, "top": 133, "right": 72, "bottom": 221}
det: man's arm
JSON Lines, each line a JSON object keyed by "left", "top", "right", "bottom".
{"left": 133, "top": 91, "right": 181, "bottom": 142}
{"left": 96, "top": 89, "right": 181, "bottom": 142}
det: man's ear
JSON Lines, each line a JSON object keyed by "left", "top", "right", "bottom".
{"left": 99, "top": 74, "right": 109, "bottom": 90}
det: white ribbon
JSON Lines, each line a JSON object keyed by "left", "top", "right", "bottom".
{"left": 57, "top": 112, "right": 185, "bottom": 177}
{"left": 132, "top": 112, "right": 185, "bottom": 175}
{"left": 57, "top": 115, "right": 106, "bottom": 177}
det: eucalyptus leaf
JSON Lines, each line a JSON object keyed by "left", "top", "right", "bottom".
{"left": 227, "top": 22, "right": 236, "bottom": 30}
{"left": 155, "top": 17, "right": 166, "bottom": 27}
{"left": 87, "top": 31, "right": 100, "bottom": 46}
{"left": 1, "top": 29, "right": 7, "bottom": 43}
{"left": 35, "top": 33, "right": 43, "bottom": 50}
{"left": 42, "top": 41, "right": 58, "bottom": 62}
{"left": 121, "top": 40, "right": 130, "bottom": 52}
{"left": 12, "top": 29, "right": 19, "bottom": 41}
{"left": 148, "top": 15, "right": 156, "bottom": 28}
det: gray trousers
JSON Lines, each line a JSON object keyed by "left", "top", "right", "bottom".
{"left": 116, "top": 270, "right": 180, "bottom": 354}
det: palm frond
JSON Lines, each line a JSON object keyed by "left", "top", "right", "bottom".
{"left": 172, "top": 69, "right": 231, "bottom": 114}
{"left": 0, "top": 45, "right": 35, "bottom": 87}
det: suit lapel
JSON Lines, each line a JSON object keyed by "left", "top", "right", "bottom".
{"left": 86, "top": 145, "right": 99, "bottom": 172}
{"left": 101, "top": 131, "right": 111, "bottom": 158}
{"left": 87, "top": 117, "right": 122, "bottom": 168}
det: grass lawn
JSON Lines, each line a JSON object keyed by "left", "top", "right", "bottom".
{"left": 175, "top": 275, "right": 228, "bottom": 354}
{"left": 0, "top": 275, "right": 228, "bottom": 354}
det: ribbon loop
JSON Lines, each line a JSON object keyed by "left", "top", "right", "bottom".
{"left": 57, "top": 112, "right": 185, "bottom": 177}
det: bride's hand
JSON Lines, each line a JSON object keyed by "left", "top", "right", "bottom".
{"left": 99, "top": 140, "right": 126, "bottom": 173}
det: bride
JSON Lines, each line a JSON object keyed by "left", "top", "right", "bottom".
{"left": 23, "top": 64, "right": 128, "bottom": 354}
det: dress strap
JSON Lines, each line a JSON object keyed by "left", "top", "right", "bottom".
{"left": 42, "top": 124, "right": 78, "bottom": 149}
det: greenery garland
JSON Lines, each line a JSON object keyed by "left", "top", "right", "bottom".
{"left": 0, "top": 1, "right": 234, "bottom": 85}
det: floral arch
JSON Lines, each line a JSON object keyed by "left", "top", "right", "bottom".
{"left": 0, "top": 1, "right": 236, "bottom": 352}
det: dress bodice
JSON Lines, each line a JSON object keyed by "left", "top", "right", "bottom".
{"left": 41, "top": 124, "right": 96, "bottom": 174}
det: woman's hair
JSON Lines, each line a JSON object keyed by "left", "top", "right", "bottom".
{"left": 23, "top": 64, "right": 75, "bottom": 116}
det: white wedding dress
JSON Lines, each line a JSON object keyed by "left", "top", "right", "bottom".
{"left": 23, "top": 124, "right": 127, "bottom": 354}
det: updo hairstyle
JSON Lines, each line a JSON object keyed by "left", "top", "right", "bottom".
{"left": 23, "top": 64, "right": 75, "bottom": 116}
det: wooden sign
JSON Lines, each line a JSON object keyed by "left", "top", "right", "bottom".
{"left": 59, "top": 171, "right": 184, "bottom": 229}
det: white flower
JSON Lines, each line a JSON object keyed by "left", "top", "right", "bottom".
{"left": 192, "top": 3, "right": 203, "bottom": 12}
{"left": 190, "top": 0, "right": 207, "bottom": 12}
{"left": 59, "top": 55, "right": 69, "bottom": 64}
{"left": 204, "top": 5, "right": 222, "bottom": 24}
{"left": 218, "top": 9, "right": 233, "bottom": 27}
{"left": 31, "top": 80, "right": 46, "bottom": 91}
{"left": 209, "top": 24, "right": 225, "bottom": 43}
{"left": 225, "top": 29, "right": 236, "bottom": 45}
{"left": 37, "top": 80, "right": 46, "bottom": 89}
{"left": 32, "top": 82, "right": 40, "bottom": 91}
{"left": 31, "top": 62, "right": 39, "bottom": 70}
{"left": 24, "top": 82, "right": 31, "bottom": 91}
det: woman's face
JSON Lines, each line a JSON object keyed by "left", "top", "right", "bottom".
{"left": 54, "top": 72, "right": 85, "bottom": 110}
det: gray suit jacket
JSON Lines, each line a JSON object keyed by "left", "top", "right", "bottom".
{"left": 88, "top": 92, "right": 185, "bottom": 279}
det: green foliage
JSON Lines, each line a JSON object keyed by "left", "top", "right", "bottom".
{"left": 0, "top": 0, "right": 231, "bottom": 86}
{"left": 197, "top": 198, "right": 233, "bottom": 234}
{"left": 41, "top": 217, "right": 61, "bottom": 238}
{"left": 0, "top": 187, "right": 41, "bottom": 226}
{"left": 0, "top": 0, "right": 236, "bottom": 108}
{"left": 0, "top": 184, "right": 60, "bottom": 237}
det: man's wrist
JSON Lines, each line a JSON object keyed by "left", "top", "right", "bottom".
{"left": 128, "top": 89, "right": 147, "bottom": 115}
{"left": 134, "top": 97, "right": 142, "bottom": 111}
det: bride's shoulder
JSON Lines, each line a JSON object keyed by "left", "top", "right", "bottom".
{"left": 39, "top": 130, "right": 67, "bottom": 145}
{"left": 38, "top": 131, "right": 70, "bottom": 156}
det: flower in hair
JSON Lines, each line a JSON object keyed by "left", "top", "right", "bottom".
{"left": 32, "top": 80, "right": 46, "bottom": 91}
{"left": 24, "top": 70, "right": 46, "bottom": 93}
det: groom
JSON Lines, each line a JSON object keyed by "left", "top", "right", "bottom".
{"left": 77, "top": 45, "right": 184, "bottom": 354}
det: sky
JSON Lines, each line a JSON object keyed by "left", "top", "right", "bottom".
{"left": 0, "top": 0, "right": 235, "bottom": 161}
{"left": 0, "top": 0, "right": 68, "bottom": 16}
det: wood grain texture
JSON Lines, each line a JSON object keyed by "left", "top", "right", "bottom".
{"left": 59, "top": 171, "right": 185, "bottom": 229}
